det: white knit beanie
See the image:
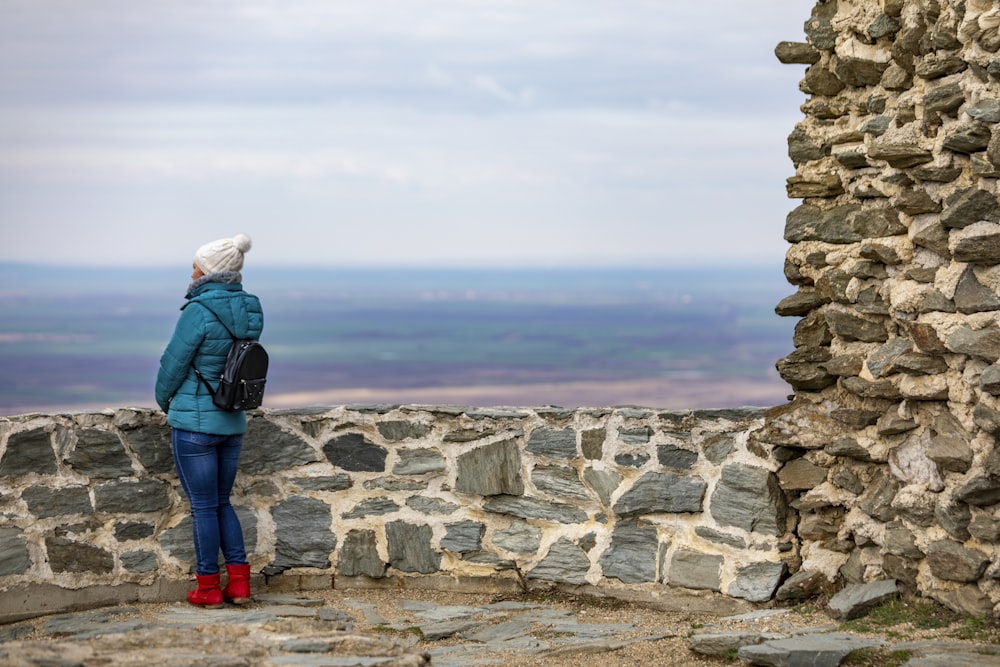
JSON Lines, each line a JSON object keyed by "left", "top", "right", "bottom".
{"left": 194, "top": 233, "right": 252, "bottom": 274}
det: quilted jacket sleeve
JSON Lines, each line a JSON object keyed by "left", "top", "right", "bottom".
{"left": 154, "top": 305, "right": 207, "bottom": 412}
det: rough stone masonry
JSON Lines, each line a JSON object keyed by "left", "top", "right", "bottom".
{"left": 771, "top": 0, "right": 1000, "bottom": 617}
{"left": 0, "top": 405, "right": 790, "bottom": 621}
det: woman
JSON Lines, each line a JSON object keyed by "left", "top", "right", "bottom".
{"left": 155, "top": 233, "right": 264, "bottom": 607}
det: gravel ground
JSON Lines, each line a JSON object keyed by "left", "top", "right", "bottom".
{"left": 311, "top": 588, "right": 834, "bottom": 666}
{"left": 315, "top": 588, "right": 1000, "bottom": 667}
{"left": 5, "top": 586, "right": 1000, "bottom": 667}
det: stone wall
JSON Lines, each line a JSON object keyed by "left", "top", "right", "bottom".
{"left": 13, "top": 0, "right": 1000, "bottom": 622}
{"left": 772, "top": 0, "right": 1000, "bottom": 616}
{"left": 0, "top": 405, "right": 792, "bottom": 612}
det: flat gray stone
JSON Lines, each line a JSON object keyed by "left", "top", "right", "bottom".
{"left": 124, "top": 423, "right": 174, "bottom": 474}
{"left": 403, "top": 604, "right": 484, "bottom": 623}
{"left": 694, "top": 526, "right": 746, "bottom": 549}
{"left": 318, "top": 608, "right": 354, "bottom": 623}
{"left": 392, "top": 448, "right": 446, "bottom": 475}
{"left": 41, "top": 608, "right": 139, "bottom": 636}
{"left": 526, "top": 428, "right": 577, "bottom": 459}
{"left": 293, "top": 475, "right": 352, "bottom": 492}
{"left": 244, "top": 419, "right": 321, "bottom": 474}
{"left": 517, "top": 609, "right": 576, "bottom": 624}
{"left": 155, "top": 605, "right": 278, "bottom": 626}
{"left": 342, "top": 601, "right": 388, "bottom": 626}
{"left": 492, "top": 520, "right": 543, "bottom": 553}
{"left": 968, "top": 99, "right": 1000, "bottom": 123}
{"left": 22, "top": 485, "right": 93, "bottom": 518}
{"left": 532, "top": 465, "right": 591, "bottom": 501}
{"left": 942, "top": 188, "right": 1000, "bottom": 229}
{"left": 68, "top": 620, "right": 148, "bottom": 640}
{"left": 272, "top": 496, "right": 337, "bottom": 571}
{"left": 406, "top": 496, "right": 459, "bottom": 515}
{"left": 465, "top": 409, "right": 528, "bottom": 419}
{"left": 613, "top": 471, "right": 706, "bottom": 516}
{"left": 582, "top": 468, "right": 622, "bottom": 507}
{"left": 441, "top": 521, "right": 484, "bottom": 554}
{"left": 710, "top": 464, "right": 787, "bottom": 536}
{"left": 120, "top": 550, "right": 158, "bottom": 573}
{"left": 0, "top": 528, "right": 31, "bottom": 576}
{"left": 377, "top": 421, "right": 431, "bottom": 441}
{"left": 599, "top": 523, "right": 659, "bottom": 584}
{"left": 738, "top": 632, "right": 883, "bottom": 667}
{"left": 483, "top": 495, "right": 587, "bottom": 524}
{"left": 342, "top": 498, "right": 401, "bottom": 519}
{"left": 426, "top": 645, "right": 505, "bottom": 665}
{"left": 46, "top": 537, "right": 114, "bottom": 574}
{"left": 338, "top": 529, "right": 386, "bottom": 578}
{"left": 538, "top": 638, "right": 627, "bottom": 656}
{"left": 94, "top": 478, "right": 171, "bottom": 513}
{"left": 281, "top": 638, "right": 338, "bottom": 653}
{"left": 268, "top": 605, "right": 322, "bottom": 618}
{"left": 461, "top": 617, "right": 537, "bottom": 643}
{"left": 925, "top": 540, "right": 990, "bottom": 582}
{"left": 618, "top": 426, "right": 652, "bottom": 445}
{"left": 419, "top": 618, "right": 487, "bottom": 641}
{"left": 322, "top": 433, "right": 387, "bottom": 472}
{"left": 893, "top": 640, "right": 1000, "bottom": 665}
{"left": 527, "top": 538, "right": 590, "bottom": 584}
{"left": 386, "top": 521, "right": 440, "bottom": 574}
{"left": 67, "top": 429, "right": 132, "bottom": 479}
{"left": 689, "top": 632, "right": 785, "bottom": 656}
{"left": 728, "top": 561, "right": 787, "bottom": 602}
{"left": 828, "top": 579, "right": 898, "bottom": 620}
{"left": 657, "top": 444, "right": 698, "bottom": 469}
{"left": 668, "top": 549, "right": 723, "bottom": 591}
{"left": 581, "top": 429, "right": 606, "bottom": 460}
{"left": 455, "top": 438, "right": 524, "bottom": 496}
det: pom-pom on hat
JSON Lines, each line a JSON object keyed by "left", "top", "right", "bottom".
{"left": 194, "top": 233, "right": 252, "bottom": 274}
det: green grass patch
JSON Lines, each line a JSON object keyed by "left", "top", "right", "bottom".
{"left": 840, "top": 596, "right": 958, "bottom": 634}
{"left": 953, "top": 616, "right": 1000, "bottom": 643}
{"left": 791, "top": 601, "right": 821, "bottom": 615}
{"left": 843, "top": 648, "right": 912, "bottom": 667}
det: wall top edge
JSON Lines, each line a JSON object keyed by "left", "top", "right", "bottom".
{"left": 0, "top": 404, "right": 771, "bottom": 423}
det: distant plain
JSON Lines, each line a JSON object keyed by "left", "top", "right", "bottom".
{"left": 0, "top": 264, "right": 795, "bottom": 416}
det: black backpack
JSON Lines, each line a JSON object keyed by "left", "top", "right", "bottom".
{"left": 194, "top": 308, "right": 269, "bottom": 412}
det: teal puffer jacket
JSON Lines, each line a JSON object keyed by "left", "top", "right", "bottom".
{"left": 155, "top": 274, "right": 264, "bottom": 435}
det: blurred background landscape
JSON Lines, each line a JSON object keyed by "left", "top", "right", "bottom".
{"left": 0, "top": 2, "right": 806, "bottom": 415}
{"left": 0, "top": 263, "right": 794, "bottom": 415}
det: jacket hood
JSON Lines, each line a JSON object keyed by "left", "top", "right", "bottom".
{"left": 184, "top": 277, "right": 263, "bottom": 340}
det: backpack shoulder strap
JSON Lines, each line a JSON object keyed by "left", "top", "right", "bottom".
{"left": 193, "top": 367, "right": 217, "bottom": 394}
{"left": 189, "top": 301, "right": 236, "bottom": 393}
{"left": 190, "top": 301, "right": 237, "bottom": 340}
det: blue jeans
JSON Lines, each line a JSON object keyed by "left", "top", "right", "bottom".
{"left": 171, "top": 428, "right": 247, "bottom": 575}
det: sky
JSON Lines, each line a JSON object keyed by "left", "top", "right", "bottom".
{"left": 0, "top": 1, "right": 811, "bottom": 269}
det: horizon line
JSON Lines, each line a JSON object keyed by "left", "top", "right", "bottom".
{"left": 0, "top": 259, "right": 783, "bottom": 272}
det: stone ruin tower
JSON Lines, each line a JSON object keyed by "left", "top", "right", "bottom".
{"left": 769, "top": 0, "right": 1000, "bottom": 615}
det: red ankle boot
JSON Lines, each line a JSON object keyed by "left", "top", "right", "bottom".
{"left": 187, "top": 573, "right": 224, "bottom": 608}
{"left": 222, "top": 563, "right": 252, "bottom": 604}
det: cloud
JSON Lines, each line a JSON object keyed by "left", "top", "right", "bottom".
{"left": 0, "top": 0, "right": 809, "bottom": 267}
